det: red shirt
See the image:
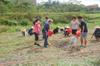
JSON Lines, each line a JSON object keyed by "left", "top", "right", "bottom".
{"left": 66, "top": 28, "right": 72, "bottom": 34}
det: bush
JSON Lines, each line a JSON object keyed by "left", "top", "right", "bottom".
{"left": 0, "top": 19, "right": 17, "bottom": 26}
{"left": 1, "top": 12, "right": 99, "bottom": 26}
{"left": 19, "top": 19, "right": 29, "bottom": 26}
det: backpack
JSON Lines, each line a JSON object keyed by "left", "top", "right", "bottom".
{"left": 53, "top": 27, "right": 59, "bottom": 34}
{"left": 28, "top": 28, "right": 34, "bottom": 36}
{"left": 94, "top": 28, "right": 100, "bottom": 37}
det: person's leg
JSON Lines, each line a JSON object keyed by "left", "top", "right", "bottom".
{"left": 22, "top": 31, "right": 25, "bottom": 36}
{"left": 64, "top": 31, "right": 67, "bottom": 37}
{"left": 80, "top": 33, "right": 84, "bottom": 47}
{"left": 44, "top": 32, "right": 48, "bottom": 48}
{"left": 34, "top": 33, "right": 37, "bottom": 45}
{"left": 34, "top": 33, "right": 40, "bottom": 46}
{"left": 84, "top": 38, "right": 87, "bottom": 47}
{"left": 43, "top": 32, "right": 45, "bottom": 39}
{"left": 84, "top": 32, "right": 88, "bottom": 47}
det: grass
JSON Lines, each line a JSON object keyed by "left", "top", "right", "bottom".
{"left": 0, "top": 28, "right": 100, "bottom": 66}
{"left": 91, "top": 59, "right": 100, "bottom": 66}
{"left": 0, "top": 32, "right": 34, "bottom": 57}
{"left": 0, "top": 13, "right": 100, "bottom": 66}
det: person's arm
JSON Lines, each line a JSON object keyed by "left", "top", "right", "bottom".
{"left": 78, "top": 21, "right": 81, "bottom": 30}
{"left": 47, "top": 24, "right": 50, "bottom": 32}
{"left": 32, "top": 24, "right": 35, "bottom": 33}
{"left": 70, "top": 21, "right": 72, "bottom": 28}
{"left": 81, "top": 22, "right": 84, "bottom": 33}
{"left": 82, "top": 25, "right": 85, "bottom": 33}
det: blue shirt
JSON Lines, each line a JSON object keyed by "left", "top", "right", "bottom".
{"left": 44, "top": 22, "right": 50, "bottom": 32}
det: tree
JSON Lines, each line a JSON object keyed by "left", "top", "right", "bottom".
{"left": 67, "top": 0, "right": 81, "bottom": 5}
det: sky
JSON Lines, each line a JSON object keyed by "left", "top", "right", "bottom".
{"left": 37, "top": 0, "right": 100, "bottom": 6}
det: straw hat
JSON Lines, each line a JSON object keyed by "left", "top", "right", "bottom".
{"left": 31, "top": 26, "right": 34, "bottom": 28}
{"left": 95, "top": 25, "right": 100, "bottom": 28}
{"left": 66, "top": 26, "right": 70, "bottom": 28}
{"left": 48, "top": 19, "right": 53, "bottom": 22}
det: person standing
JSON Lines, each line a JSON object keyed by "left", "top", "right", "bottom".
{"left": 43, "top": 19, "right": 53, "bottom": 48}
{"left": 70, "top": 17, "right": 80, "bottom": 35}
{"left": 78, "top": 16, "right": 88, "bottom": 47}
{"left": 33, "top": 19, "right": 41, "bottom": 46}
{"left": 42, "top": 17, "right": 49, "bottom": 39}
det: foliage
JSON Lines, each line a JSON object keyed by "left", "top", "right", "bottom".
{"left": 0, "top": 0, "right": 100, "bottom": 14}
{"left": 0, "top": 19, "right": 17, "bottom": 26}
{"left": 0, "top": 0, "right": 88, "bottom": 13}
{"left": 19, "top": 19, "right": 30, "bottom": 26}
{"left": 0, "top": 0, "right": 100, "bottom": 32}
{"left": 0, "top": 12, "right": 100, "bottom": 26}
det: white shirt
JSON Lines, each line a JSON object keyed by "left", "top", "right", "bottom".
{"left": 71, "top": 20, "right": 80, "bottom": 30}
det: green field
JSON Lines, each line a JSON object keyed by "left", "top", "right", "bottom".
{"left": 1, "top": 0, "right": 100, "bottom": 65}
{"left": 0, "top": 12, "right": 100, "bottom": 66}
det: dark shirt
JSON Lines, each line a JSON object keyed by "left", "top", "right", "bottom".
{"left": 44, "top": 22, "right": 50, "bottom": 32}
{"left": 80, "top": 21, "right": 88, "bottom": 32}
{"left": 93, "top": 28, "right": 100, "bottom": 37}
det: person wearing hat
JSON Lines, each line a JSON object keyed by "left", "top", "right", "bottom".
{"left": 43, "top": 19, "right": 53, "bottom": 48}
{"left": 64, "top": 26, "right": 72, "bottom": 37}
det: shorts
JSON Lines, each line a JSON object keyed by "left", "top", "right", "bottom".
{"left": 72, "top": 29, "right": 77, "bottom": 35}
{"left": 81, "top": 32, "right": 88, "bottom": 39}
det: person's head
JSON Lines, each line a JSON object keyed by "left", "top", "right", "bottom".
{"left": 48, "top": 19, "right": 53, "bottom": 24}
{"left": 45, "top": 16, "right": 49, "bottom": 20}
{"left": 78, "top": 16, "right": 83, "bottom": 20}
{"left": 35, "top": 16, "right": 41, "bottom": 20}
{"left": 33, "top": 19, "right": 40, "bottom": 25}
{"left": 66, "top": 26, "right": 70, "bottom": 29}
{"left": 72, "top": 17, "right": 77, "bottom": 21}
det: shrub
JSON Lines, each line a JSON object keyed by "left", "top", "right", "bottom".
{"left": 19, "top": 19, "right": 29, "bottom": 26}
{"left": 0, "top": 19, "right": 17, "bottom": 26}
{"left": 1, "top": 12, "right": 99, "bottom": 26}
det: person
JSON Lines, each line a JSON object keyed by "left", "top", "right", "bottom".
{"left": 64, "top": 26, "right": 72, "bottom": 37}
{"left": 43, "top": 19, "right": 53, "bottom": 48}
{"left": 64, "top": 26, "right": 67, "bottom": 37}
{"left": 53, "top": 27, "right": 59, "bottom": 34}
{"left": 28, "top": 26, "right": 34, "bottom": 36}
{"left": 70, "top": 17, "right": 80, "bottom": 35}
{"left": 42, "top": 17, "right": 49, "bottom": 39}
{"left": 76, "top": 28, "right": 81, "bottom": 38}
{"left": 92, "top": 26, "right": 100, "bottom": 41}
{"left": 69, "top": 33, "right": 78, "bottom": 48}
{"left": 21, "top": 28, "right": 27, "bottom": 37}
{"left": 78, "top": 16, "right": 88, "bottom": 47}
{"left": 33, "top": 19, "right": 41, "bottom": 46}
